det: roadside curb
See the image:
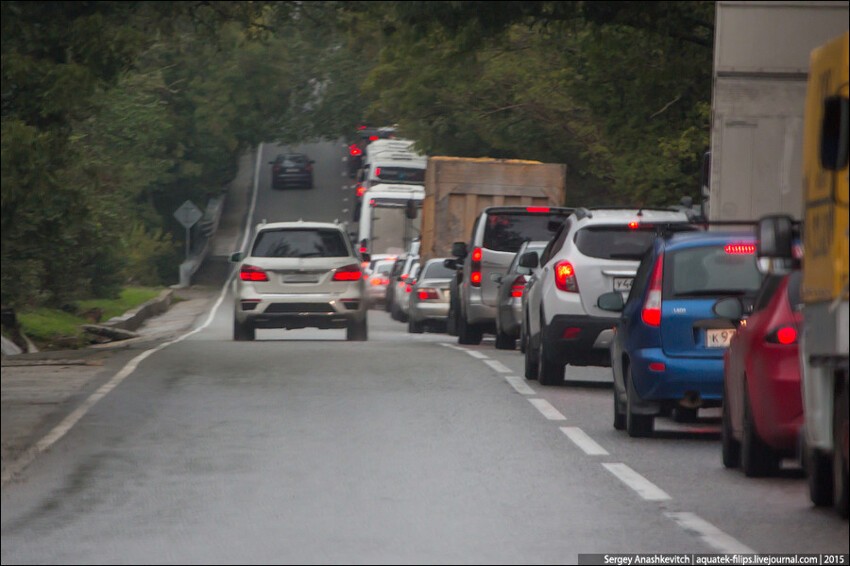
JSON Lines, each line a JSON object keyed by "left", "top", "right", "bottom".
{"left": 100, "top": 289, "right": 174, "bottom": 332}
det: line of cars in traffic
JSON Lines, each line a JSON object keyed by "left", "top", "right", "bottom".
{"left": 369, "top": 203, "right": 845, "bottom": 517}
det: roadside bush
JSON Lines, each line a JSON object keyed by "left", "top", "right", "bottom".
{"left": 121, "top": 222, "right": 178, "bottom": 286}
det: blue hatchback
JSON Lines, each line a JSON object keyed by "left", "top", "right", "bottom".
{"left": 598, "top": 230, "right": 764, "bottom": 437}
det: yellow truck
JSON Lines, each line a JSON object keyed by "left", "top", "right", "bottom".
{"left": 759, "top": 31, "right": 849, "bottom": 517}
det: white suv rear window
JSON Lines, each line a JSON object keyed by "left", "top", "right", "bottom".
{"left": 574, "top": 226, "right": 657, "bottom": 260}
{"left": 252, "top": 229, "right": 349, "bottom": 258}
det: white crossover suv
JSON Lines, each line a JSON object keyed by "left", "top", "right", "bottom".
{"left": 523, "top": 208, "right": 689, "bottom": 385}
{"left": 231, "top": 221, "right": 368, "bottom": 341}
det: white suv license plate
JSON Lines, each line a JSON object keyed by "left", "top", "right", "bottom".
{"left": 613, "top": 277, "right": 633, "bottom": 292}
{"left": 706, "top": 328, "right": 735, "bottom": 348}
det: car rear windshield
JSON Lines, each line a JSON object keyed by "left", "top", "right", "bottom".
{"left": 376, "top": 167, "right": 425, "bottom": 183}
{"left": 574, "top": 226, "right": 658, "bottom": 260}
{"left": 666, "top": 245, "right": 762, "bottom": 298}
{"left": 422, "top": 262, "right": 455, "bottom": 279}
{"left": 252, "top": 229, "right": 349, "bottom": 258}
{"left": 483, "top": 212, "right": 567, "bottom": 253}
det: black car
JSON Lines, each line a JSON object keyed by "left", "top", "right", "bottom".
{"left": 270, "top": 153, "right": 314, "bottom": 189}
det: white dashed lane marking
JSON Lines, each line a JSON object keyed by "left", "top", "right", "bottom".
{"left": 484, "top": 359, "right": 512, "bottom": 373}
{"left": 503, "top": 375, "right": 536, "bottom": 395}
{"left": 560, "top": 427, "right": 609, "bottom": 456}
{"left": 528, "top": 398, "right": 567, "bottom": 421}
{"left": 602, "top": 463, "right": 671, "bottom": 501}
{"left": 465, "top": 350, "right": 489, "bottom": 360}
{"left": 665, "top": 512, "right": 756, "bottom": 554}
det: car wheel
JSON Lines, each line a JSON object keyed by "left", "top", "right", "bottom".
{"left": 494, "top": 329, "right": 516, "bottom": 350}
{"left": 741, "top": 385, "right": 779, "bottom": 477}
{"left": 672, "top": 407, "right": 699, "bottom": 423}
{"left": 391, "top": 303, "right": 403, "bottom": 322}
{"left": 721, "top": 384, "right": 741, "bottom": 468}
{"left": 537, "top": 332, "right": 563, "bottom": 387}
{"left": 626, "top": 366, "right": 653, "bottom": 438}
{"left": 447, "top": 294, "right": 459, "bottom": 336}
{"left": 233, "top": 317, "right": 255, "bottom": 341}
{"left": 346, "top": 315, "right": 368, "bottom": 341}
{"left": 408, "top": 317, "right": 424, "bottom": 334}
{"left": 833, "top": 376, "right": 849, "bottom": 517}
{"left": 808, "top": 443, "right": 834, "bottom": 507}
{"left": 457, "top": 312, "right": 482, "bottom": 345}
{"left": 613, "top": 388, "right": 626, "bottom": 431}
{"left": 524, "top": 330, "right": 539, "bottom": 381}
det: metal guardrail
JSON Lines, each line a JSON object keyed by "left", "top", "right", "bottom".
{"left": 179, "top": 193, "right": 226, "bottom": 287}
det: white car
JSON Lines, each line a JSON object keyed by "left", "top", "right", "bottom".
{"left": 231, "top": 221, "right": 368, "bottom": 341}
{"left": 523, "top": 208, "right": 689, "bottom": 385}
{"left": 408, "top": 258, "right": 455, "bottom": 333}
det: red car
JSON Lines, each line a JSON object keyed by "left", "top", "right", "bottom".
{"left": 721, "top": 271, "right": 803, "bottom": 477}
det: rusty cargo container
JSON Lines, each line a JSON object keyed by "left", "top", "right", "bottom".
{"left": 419, "top": 157, "right": 567, "bottom": 260}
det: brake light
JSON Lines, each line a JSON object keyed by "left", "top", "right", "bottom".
{"left": 628, "top": 221, "right": 640, "bottom": 229}
{"left": 470, "top": 246, "right": 483, "bottom": 287}
{"left": 332, "top": 264, "right": 362, "bottom": 281}
{"left": 511, "top": 275, "right": 527, "bottom": 298}
{"left": 357, "top": 125, "right": 367, "bottom": 130}
{"left": 349, "top": 144, "right": 362, "bottom": 157}
{"left": 641, "top": 255, "right": 664, "bottom": 327}
{"left": 526, "top": 207, "right": 550, "bottom": 213}
{"left": 359, "top": 246, "right": 368, "bottom": 254}
{"left": 356, "top": 185, "right": 366, "bottom": 197}
{"left": 369, "top": 135, "right": 379, "bottom": 141}
{"left": 725, "top": 243, "right": 756, "bottom": 255}
{"left": 405, "top": 284, "right": 413, "bottom": 293}
{"left": 272, "top": 164, "right": 282, "bottom": 174}
{"left": 239, "top": 265, "right": 269, "bottom": 282}
{"left": 562, "top": 327, "right": 581, "bottom": 340}
{"left": 554, "top": 261, "right": 578, "bottom": 292}
{"left": 400, "top": 273, "right": 409, "bottom": 280}
{"left": 370, "top": 199, "right": 376, "bottom": 206}
{"left": 648, "top": 362, "right": 666, "bottom": 372}
{"left": 418, "top": 288, "right": 439, "bottom": 300}
{"left": 767, "top": 325, "right": 798, "bottom": 345}
{"left": 375, "top": 167, "right": 382, "bottom": 177}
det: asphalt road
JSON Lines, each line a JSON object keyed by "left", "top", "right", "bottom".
{"left": 2, "top": 142, "right": 847, "bottom": 564}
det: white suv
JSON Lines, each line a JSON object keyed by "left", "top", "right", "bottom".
{"left": 523, "top": 208, "right": 689, "bottom": 385}
{"left": 231, "top": 221, "right": 368, "bottom": 341}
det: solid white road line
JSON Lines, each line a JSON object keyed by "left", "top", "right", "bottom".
{"left": 665, "top": 512, "right": 755, "bottom": 554}
{"left": 0, "top": 144, "right": 265, "bottom": 486}
{"left": 602, "top": 463, "right": 671, "bottom": 501}
{"left": 503, "top": 375, "right": 536, "bottom": 395}
{"left": 484, "top": 359, "right": 512, "bottom": 373}
{"left": 528, "top": 398, "right": 567, "bottom": 421}
{"left": 560, "top": 427, "right": 610, "bottom": 456}
{"left": 465, "top": 350, "right": 489, "bottom": 360}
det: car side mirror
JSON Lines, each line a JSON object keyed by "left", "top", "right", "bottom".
{"left": 713, "top": 297, "right": 744, "bottom": 321}
{"left": 452, "top": 242, "right": 468, "bottom": 259}
{"left": 757, "top": 215, "right": 797, "bottom": 275}
{"left": 597, "top": 292, "right": 625, "bottom": 312}
{"left": 490, "top": 273, "right": 503, "bottom": 284}
{"left": 230, "top": 252, "right": 244, "bottom": 263}
{"left": 518, "top": 252, "right": 538, "bottom": 269}
{"left": 443, "top": 258, "right": 458, "bottom": 270}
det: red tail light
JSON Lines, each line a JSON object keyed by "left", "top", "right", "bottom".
{"left": 349, "top": 144, "right": 362, "bottom": 157}
{"left": 332, "top": 264, "right": 362, "bottom": 281}
{"left": 418, "top": 288, "right": 439, "bottom": 300}
{"left": 628, "top": 221, "right": 640, "bottom": 229}
{"left": 648, "top": 362, "right": 666, "bottom": 372}
{"left": 725, "top": 243, "right": 756, "bottom": 255}
{"left": 375, "top": 167, "right": 381, "bottom": 176}
{"left": 641, "top": 255, "right": 664, "bottom": 327}
{"left": 511, "top": 275, "right": 527, "bottom": 298}
{"left": 405, "top": 284, "right": 413, "bottom": 293}
{"left": 470, "top": 246, "right": 483, "bottom": 287}
{"left": 359, "top": 246, "right": 368, "bottom": 254}
{"left": 554, "top": 261, "right": 578, "bottom": 292}
{"left": 526, "top": 207, "right": 550, "bottom": 213}
{"left": 369, "top": 135, "right": 379, "bottom": 141}
{"left": 356, "top": 185, "right": 366, "bottom": 197}
{"left": 239, "top": 265, "right": 269, "bottom": 282}
{"left": 767, "top": 325, "right": 798, "bottom": 345}
{"left": 400, "top": 273, "right": 409, "bottom": 280}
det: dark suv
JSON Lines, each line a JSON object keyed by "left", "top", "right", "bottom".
{"left": 270, "top": 153, "right": 314, "bottom": 190}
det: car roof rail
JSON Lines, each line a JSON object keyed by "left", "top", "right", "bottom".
{"left": 574, "top": 207, "right": 593, "bottom": 220}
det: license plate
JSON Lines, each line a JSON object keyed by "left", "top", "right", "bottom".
{"left": 706, "top": 328, "right": 735, "bottom": 348}
{"left": 283, "top": 274, "right": 319, "bottom": 284}
{"left": 286, "top": 168, "right": 301, "bottom": 173}
{"left": 613, "top": 277, "right": 633, "bottom": 292}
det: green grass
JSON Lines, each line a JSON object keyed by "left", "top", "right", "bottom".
{"left": 77, "top": 287, "right": 162, "bottom": 321}
{"left": 18, "top": 286, "right": 163, "bottom": 349}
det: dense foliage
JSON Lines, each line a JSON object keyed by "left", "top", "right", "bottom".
{"left": 1, "top": 1, "right": 714, "bottom": 308}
